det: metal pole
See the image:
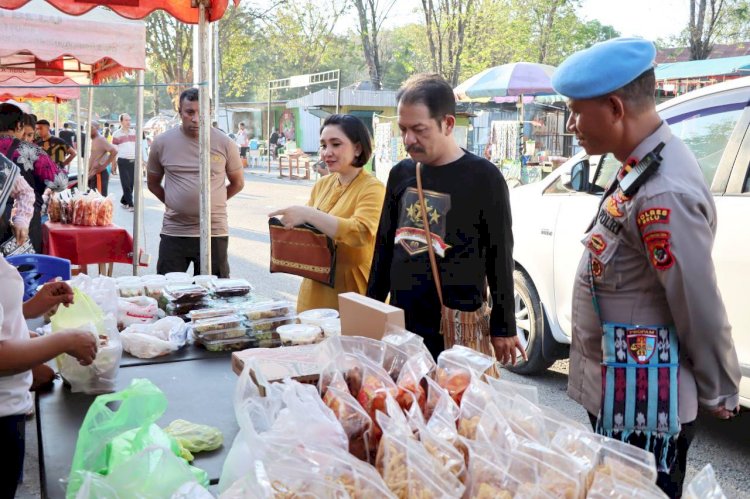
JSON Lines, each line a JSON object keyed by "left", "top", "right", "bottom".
{"left": 267, "top": 85, "right": 271, "bottom": 172}
{"left": 198, "top": 2, "right": 212, "bottom": 275}
{"left": 54, "top": 101, "right": 59, "bottom": 137}
{"left": 213, "top": 21, "right": 220, "bottom": 125}
{"left": 84, "top": 84, "right": 94, "bottom": 188}
{"left": 335, "top": 69, "right": 341, "bottom": 114}
{"left": 75, "top": 98, "right": 82, "bottom": 185}
{"left": 132, "top": 69, "right": 145, "bottom": 275}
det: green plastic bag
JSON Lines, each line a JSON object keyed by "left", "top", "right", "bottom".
{"left": 74, "top": 446, "right": 214, "bottom": 499}
{"left": 164, "top": 419, "right": 224, "bottom": 453}
{"left": 66, "top": 379, "right": 208, "bottom": 498}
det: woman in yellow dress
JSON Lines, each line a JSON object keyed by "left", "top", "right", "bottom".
{"left": 269, "top": 115, "right": 385, "bottom": 312}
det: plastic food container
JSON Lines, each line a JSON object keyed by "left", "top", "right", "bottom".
{"left": 298, "top": 308, "right": 339, "bottom": 327}
{"left": 163, "top": 284, "right": 208, "bottom": 304}
{"left": 192, "top": 314, "right": 243, "bottom": 333}
{"left": 192, "top": 326, "right": 249, "bottom": 341}
{"left": 165, "top": 300, "right": 209, "bottom": 317}
{"left": 198, "top": 336, "right": 256, "bottom": 352}
{"left": 243, "top": 300, "right": 295, "bottom": 321}
{"left": 188, "top": 307, "right": 237, "bottom": 321}
{"left": 193, "top": 274, "right": 217, "bottom": 289}
{"left": 277, "top": 324, "right": 323, "bottom": 346}
{"left": 117, "top": 282, "right": 145, "bottom": 298}
{"left": 211, "top": 278, "right": 253, "bottom": 298}
{"left": 249, "top": 331, "right": 281, "bottom": 348}
{"left": 247, "top": 315, "right": 298, "bottom": 334}
{"left": 320, "top": 318, "right": 341, "bottom": 337}
{"left": 165, "top": 272, "right": 191, "bottom": 282}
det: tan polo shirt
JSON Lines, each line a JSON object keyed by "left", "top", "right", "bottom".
{"left": 147, "top": 126, "right": 242, "bottom": 237}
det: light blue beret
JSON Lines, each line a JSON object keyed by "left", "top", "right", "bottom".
{"left": 552, "top": 37, "right": 656, "bottom": 99}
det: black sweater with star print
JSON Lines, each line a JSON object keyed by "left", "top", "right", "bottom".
{"left": 366, "top": 152, "right": 516, "bottom": 339}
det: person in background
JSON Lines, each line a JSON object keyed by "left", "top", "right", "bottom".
{"left": 553, "top": 38, "right": 741, "bottom": 498}
{"left": 0, "top": 154, "right": 34, "bottom": 246}
{"left": 366, "top": 74, "right": 521, "bottom": 362}
{"left": 103, "top": 122, "right": 112, "bottom": 141}
{"left": 269, "top": 127, "right": 280, "bottom": 159}
{"left": 113, "top": 113, "right": 136, "bottom": 211}
{"left": 147, "top": 88, "right": 244, "bottom": 278}
{"left": 270, "top": 114, "right": 385, "bottom": 312}
{"left": 78, "top": 125, "right": 87, "bottom": 156}
{"left": 0, "top": 104, "right": 66, "bottom": 252}
{"left": 36, "top": 119, "right": 76, "bottom": 171}
{"left": 88, "top": 121, "right": 118, "bottom": 196}
{"left": 21, "top": 114, "right": 36, "bottom": 143}
{"left": 0, "top": 256, "right": 97, "bottom": 499}
{"left": 235, "top": 122, "right": 249, "bottom": 167}
{"left": 58, "top": 122, "right": 75, "bottom": 148}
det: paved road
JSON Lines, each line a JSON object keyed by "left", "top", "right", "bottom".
{"left": 17, "top": 168, "right": 749, "bottom": 497}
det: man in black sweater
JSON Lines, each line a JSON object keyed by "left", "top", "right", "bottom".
{"left": 366, "top": 74, "right": 524, "bottom": 363}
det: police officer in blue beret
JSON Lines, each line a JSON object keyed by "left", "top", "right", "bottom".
{"left": 553, "top": 37, "right": 741, "bottom": 497}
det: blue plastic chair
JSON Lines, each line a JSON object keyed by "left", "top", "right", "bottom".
{"left": 6, "top": 254, "right": 72, "bottom": 301}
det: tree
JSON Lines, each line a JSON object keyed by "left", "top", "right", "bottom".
{"left": 350, "top": 0, "right": 397, "bottom": 90}
{"left": 688, "top": 0, "right": 726, "bottom": 59}
{"left": 420, "top": 0, "right": 477, "bottom": 86}
{"left": 379, "top": 24, "right": 434, "bottom": 89}
{"left": 145, "top": 11, "right": 193, "bottom": 109}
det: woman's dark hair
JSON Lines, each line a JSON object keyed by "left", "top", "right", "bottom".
{"left": 0, "top": 103, "right": 24, "bottom": 133}
{"left": 22, "top": 113, "right": 36, "bottom": 129}
{"left": 320, "top": 114, "right": 373, "bottom": 168}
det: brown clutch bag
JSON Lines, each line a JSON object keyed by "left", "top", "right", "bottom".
{"left": 268, "top": 217, "right": 336, "bottom": 287}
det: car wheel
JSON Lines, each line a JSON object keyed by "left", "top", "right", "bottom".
{"left": 507, "top": 269, "right": 555, "bottom": 375}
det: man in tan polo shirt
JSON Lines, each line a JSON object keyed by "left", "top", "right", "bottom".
{"left": 146, "top": 88, "right": 244, "bottom": 277}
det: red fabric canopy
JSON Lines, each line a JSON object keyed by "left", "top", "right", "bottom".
{"left": 0, "top": 0, "right": 146, "bottom": 84}
{"left": 0, "top": 0, "right": 233, "bottom": 23}
{"left": 0, "top": 71, "right": 80, "bottom": 101}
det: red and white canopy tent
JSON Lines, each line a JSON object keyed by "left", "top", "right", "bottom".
{"left": 0, "top": 0, "right": 145, "bottom": 186}
{"left": 1, "top": 0, "right": 235, "bottom": 275}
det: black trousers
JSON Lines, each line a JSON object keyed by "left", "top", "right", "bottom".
{"left": 88, "top": 169, "right": 110, "bottom": 197}
{"left": 588, "top": 413, "right": 696, "bottom": 498}
{"left": 0, "top": 414, "right": 26, "bottom": 499}
{"left": 157, "top": 234, "right": 230, "bottom": 278}
{"left": 117, "top": 158, "right": 135, "bottom": 207}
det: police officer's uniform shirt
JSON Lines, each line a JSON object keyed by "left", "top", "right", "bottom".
{"left": 569, "top": 122, "right": 741, "bottom": 423}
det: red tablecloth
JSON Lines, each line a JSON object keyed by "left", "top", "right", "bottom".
{"left": 43, "top": 222, "right": 134, "bottom": 266}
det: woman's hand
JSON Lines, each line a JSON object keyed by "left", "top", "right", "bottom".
{"left": 268, "top": 206, "right": 315, "bottom": 229}
{"left": 23, "top": 280, "right": 74, "bottom": 318}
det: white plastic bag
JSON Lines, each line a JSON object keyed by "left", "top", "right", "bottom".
{"left": 69, "top": 274, "right": 118, "bottom": 319}
{"left": 121, "top": 317, "right": 187, "bottom": 359}
{"left": 118, "top": 296, "right": 161, "bottom": 329}
{"left": 684, "top": 464, "right": 727, "bottom": 499}
{"left": 57, "top": 317, "right": 122, "bottom": 394}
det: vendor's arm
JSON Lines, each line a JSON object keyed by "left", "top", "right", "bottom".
{"left": 22, "top": 281, "right": 74, "bottom": 319}
{"left": 225, "top": 139, "right": 244, "bottom": 200}
{"left": 146, "top": 141, "right": 165, "bottom": 203}
{"left": 0, "top": 331, "right": 97, "bottom": 375}
{"left": 637, "top": 191, "right": 741, "bottom": 414}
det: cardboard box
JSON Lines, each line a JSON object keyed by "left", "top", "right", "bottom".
{"left": 231, "top": 345, "right": 321, "bottom": 396}
{"left": 338, "top": 292, "right": 405, "bottom": 340}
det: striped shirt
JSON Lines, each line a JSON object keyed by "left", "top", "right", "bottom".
{"left": 112, "top": 128, "right": 136, "bottom": 160}
{"left": 9, "top": 176, "right": 33, "bottom": 228}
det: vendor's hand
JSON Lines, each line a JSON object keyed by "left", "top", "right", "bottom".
{"left": 33, "top": 281, "right": 75, "bottom": 311}
{"left": 13, "top": 225, "right": 28, "bottom": 245}
{"left": 491, "top": 335, "right": 528, "bottom": 366}
{"left": 64, "top": 331, "right": 98, "bottom": 366}
{"left": 268, "top": 206, "right": 313, "bottom": 229}
{"left": 708, "top": 405, "right": 739, "bottom": 420}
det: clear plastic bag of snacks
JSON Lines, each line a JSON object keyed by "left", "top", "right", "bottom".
{"left": 684, "top": 464, "right": 727, "bottom": 499}
{"left": 394, "top": 349, "right": 433, "bottom": 413}
{"left": 436, "top": 346, "right": 496, "bottom": 405}
{"left": 423, "top": 376, "right": 460, "bottom": 424}
{"left": 323, "top": 385, "right": 373, "bottom": 461}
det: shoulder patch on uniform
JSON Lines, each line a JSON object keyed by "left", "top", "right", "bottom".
{"left": 643, "top": 230, "right": 674, "bottom": 271}
{"left": 587, "top": 233, "right": 607, "bottom": 255}
{"left": 637, "top": 207, "right": 670, "bottom": 229}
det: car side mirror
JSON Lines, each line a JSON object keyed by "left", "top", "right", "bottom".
{"left": 563, "top": 159, "right": 590, "bottom": 192}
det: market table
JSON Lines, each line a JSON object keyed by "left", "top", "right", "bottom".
{"left": 36, "top": 356, "right": 239, "bottom": 498}
{"left": 119, "top": 343, "right": 229, "bottom": 367}
{"left": 42, "top": 222, "right": 137, "bottom": 276}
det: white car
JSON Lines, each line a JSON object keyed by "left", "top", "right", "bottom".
{"left": 508, "top": 76, "right": 750, "bottom": 408}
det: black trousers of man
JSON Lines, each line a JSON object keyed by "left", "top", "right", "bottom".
{"left": 117, "top": 158, "right": 135, "bottom": 208}
{"left": 157, "top": 234, "right": 230, "bottom": 278}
